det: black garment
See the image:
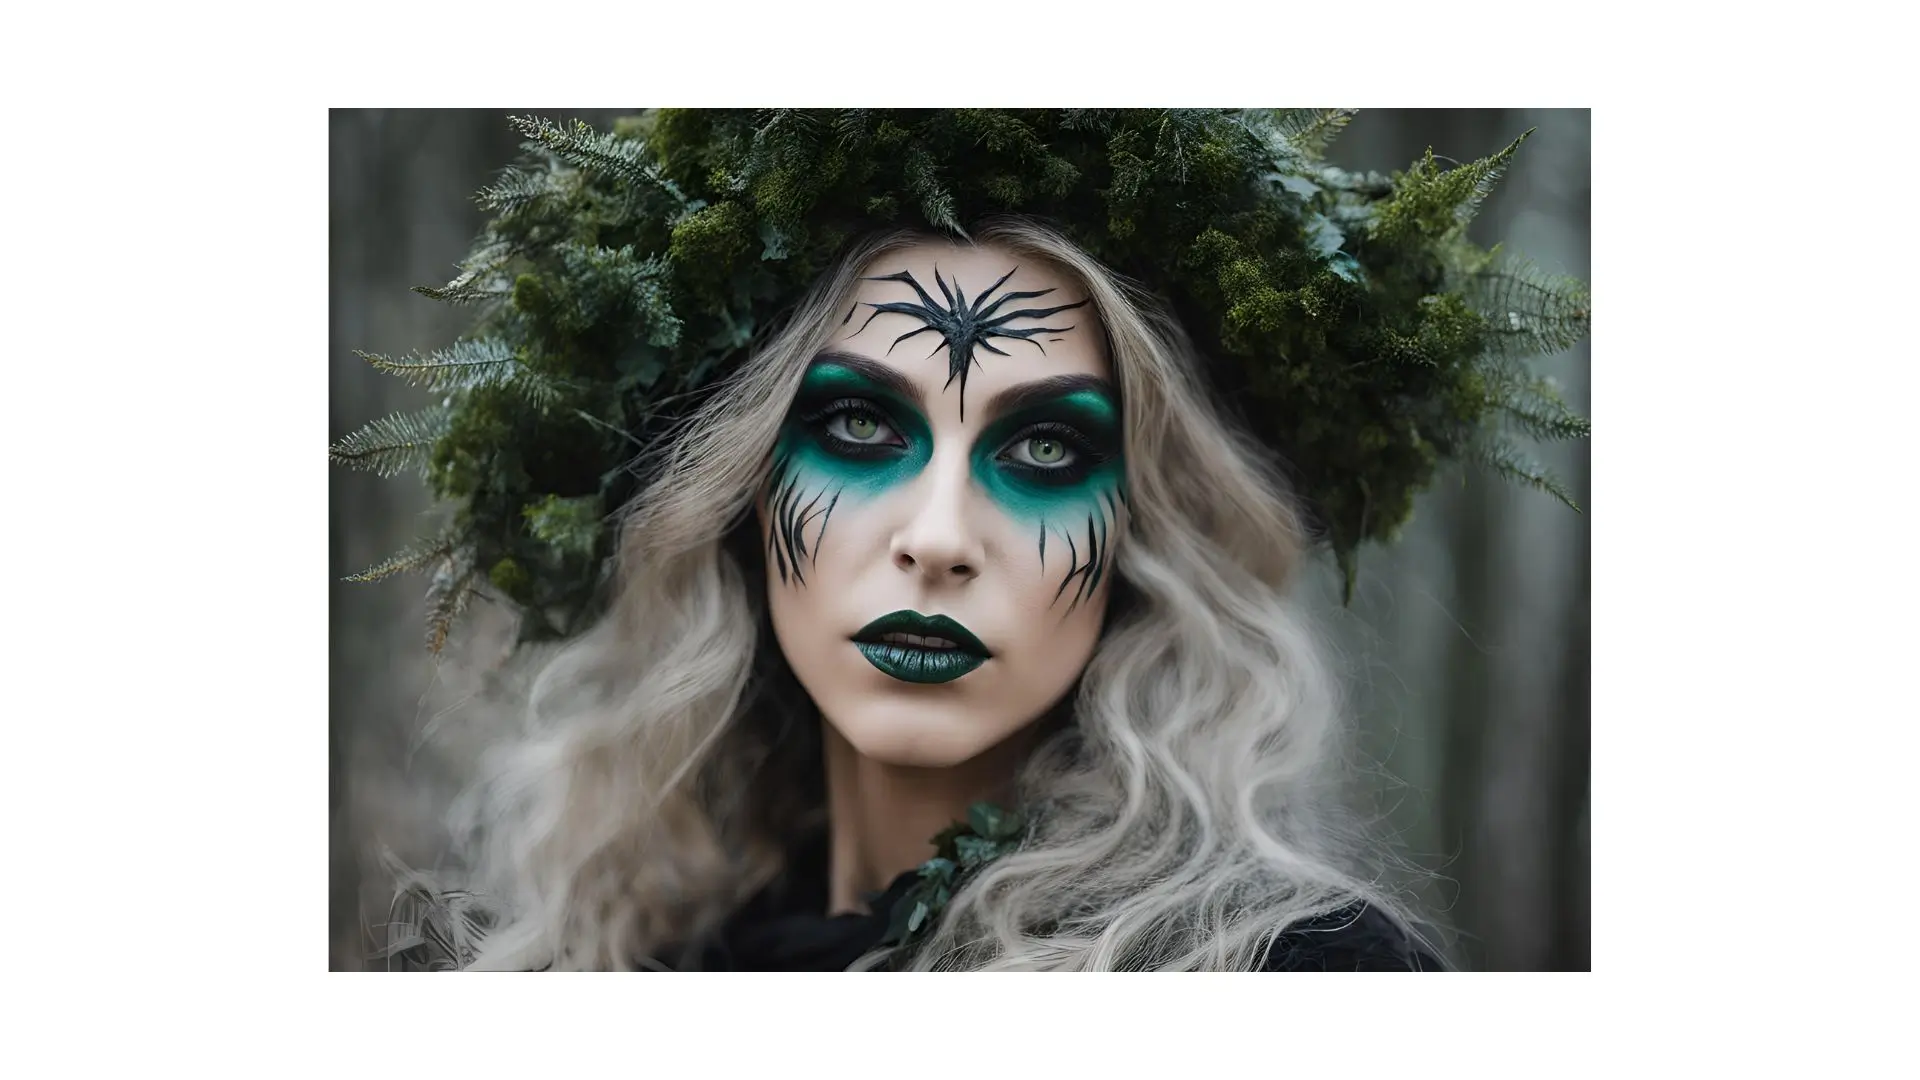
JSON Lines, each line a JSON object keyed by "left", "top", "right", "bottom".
{"left": 689, "top": 831, "right": 1442, "bottom": 971}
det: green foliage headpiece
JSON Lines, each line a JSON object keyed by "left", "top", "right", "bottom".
{"left": 332, "top": 109, "right": 1589, "bottom": 652}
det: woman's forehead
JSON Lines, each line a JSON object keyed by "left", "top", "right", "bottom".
{"left": 827, "top": 241, "right": 1110, "bottom": 419}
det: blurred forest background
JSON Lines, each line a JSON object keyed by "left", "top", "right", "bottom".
{"left": 329, "top": 108, "right": 1590, "bottom": 971}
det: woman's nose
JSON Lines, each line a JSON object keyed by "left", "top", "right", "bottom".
{"left": 890, "top": 458, "right": 984, "bottom": 583}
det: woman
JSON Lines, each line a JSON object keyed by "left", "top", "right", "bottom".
{"left": 344, "top": 110, "right": 1586, "bottom": 971}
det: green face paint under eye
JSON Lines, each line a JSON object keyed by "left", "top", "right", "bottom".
{"left": 778, "top": 361, "right": 931, "bottom": 493}
{"left": 971, "top": 387, "right": 1124, "bottom": 518}
{"left": 765, "top": 360, "right": 932, "bottom": 585}
{"left": 968, "top": 384, "right": 1127, "bottom": 614}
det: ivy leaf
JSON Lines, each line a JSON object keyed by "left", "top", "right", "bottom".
{"left": 1327, "top": 252, "right": 1365, "bottom": 284}
{"left": 954, "top": 835, "right": 999, "bottom": 868}
{"left": 967, "top": 803, "right": 1024, "bottom": 841}
{"left": 1277, "top": 173, "right": 1321, "bottom": 200}
{"left": 1305, "top": 213, "right": 1344, "bottom": 258}
{"left": 523, "top": 494, "right": 604, "bottom": 560}
{"left": 929, "top": 821, "right": 970, "bottom": 857}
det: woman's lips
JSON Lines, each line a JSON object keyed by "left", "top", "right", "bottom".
{"left": 880, "top": 632, "right": 959, "bottom": 649}
{"left": 850, "top": 610, "right": 991, "bottom": 684}
{"left": 849, "top": 610, "right": 991, "bottom": 657}
{"left": 852, "top": 640, "right": 987, "bottom": 684}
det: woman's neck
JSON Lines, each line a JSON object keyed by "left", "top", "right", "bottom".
{"left": 819, "top": 721, "right": 1032, "bottom": 915}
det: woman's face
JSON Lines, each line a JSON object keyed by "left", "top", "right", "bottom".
{"left": 758, "top": 239, "right": 1127, "bottom": 768}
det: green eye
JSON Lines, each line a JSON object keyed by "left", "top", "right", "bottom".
{"left": 999, "top": 430, "right": 1080, "bottom": 471}
{"left": 826, "top": 409, "right": 892, "bottom": 444}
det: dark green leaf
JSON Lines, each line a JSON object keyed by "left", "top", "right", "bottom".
{"left": 954, "top": 835, "right": 998, "bottom": 868}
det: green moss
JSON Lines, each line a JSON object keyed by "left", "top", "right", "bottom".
{"left": 669, "top": 201, "right": 753, "bottom": 295}
{"left": 489, "top": 557, "right": 532, "bottom": 601}
{"left": 983, "top": 175, "right": 1025, "bottom": 206}
{"left": 511, "top": 273, "right": 551, "bottom": 319}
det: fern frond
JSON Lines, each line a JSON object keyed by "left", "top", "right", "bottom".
{"left": 552, "top": 244, "right": 682, "bottom": 348}
{"left": 476, "top": 165, "right": 564, "bottom": 215}
{"left": 414, "top": 240, "right": 514, "bottom": 305}
{"left": 344, "top": 527, "right": 461, "bottom": 583}
{"left": 508, "top": 115, "right": 667, "bottom": 195}
{"left": 904, "top": 147, "right": 964, "bottom": 236}
{"left": 1057, "top": 109, "right": 1116, "bottom": 132}
{"left": 328, "top": 407, "right": 451, "bottom": 478}
{"left": 411, "top": 281, "right": 501, "bottom": 305}
{"left": 1472, "top": 255, "right": 1591, "bottom": 358}
{"left": 423, "top": 552, "right": 479, "bottom": 655}
{"left": 357, "top": 339, "right": 511, "bottom": 390}
{"left": 1150, "top": 109, "right": 1205, "bottom": 183}
{"left": 1490, "top": 372, "right": 1590, "bottom": 443}
{"left": 755, "top": 108, "right": 824, "bottom": 142}
{"left": 1371, "top": 129, "right": 1534, "bottom": 244}
{"left": 833, "top": 108, "right": 873, "bottom": 148}
{"left": 1469, "top": 438, "right": 1582, "bottom": 512}
{"left": 1273, "top": 109, "right": 1357, "bottom": 158}
{"left": 356, "top": 340, "right": 563, "bottom": 406}
{"left": 1454, "top": 128, "right": 1531, "bottom": 228}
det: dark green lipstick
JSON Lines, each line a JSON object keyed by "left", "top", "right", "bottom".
{"left": 851, "top": 610, "right": 991, "bottom": 684}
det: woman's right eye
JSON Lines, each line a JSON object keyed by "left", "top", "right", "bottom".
{"left": 802, "top": 401, "right": 906, "bottom": 455}
{"left": 826, "top": 410, "right": 891, "bottom": 443}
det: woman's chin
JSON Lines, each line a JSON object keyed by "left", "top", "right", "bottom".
{"left": 825, "top": 706, "right": 1012, "bottom": 770}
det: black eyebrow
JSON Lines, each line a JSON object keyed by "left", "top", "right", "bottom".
{"left": 804, "top": 351, "right": 927, "bottom": 410}
{"left": 980, "top": 374, "right": 1116, "bottom": 421}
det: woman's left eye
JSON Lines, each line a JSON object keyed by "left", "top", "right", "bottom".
{"left": 999, "top": 434, "right": 1078, "bottom": 469}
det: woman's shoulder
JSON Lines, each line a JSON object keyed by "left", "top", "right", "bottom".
{"left": 1258, "top": 903, "right": 1446, "bottom": 971}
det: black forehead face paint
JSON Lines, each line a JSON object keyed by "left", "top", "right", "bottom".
{"left": 840, "top": 266, "right": 1089, "bottom": 422}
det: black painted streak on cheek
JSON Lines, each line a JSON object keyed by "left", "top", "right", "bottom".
{"left": 1052, "top": 527, "right": 1078, "bottom": 607}
{"left": 1076, "top": 513, "right": 1101, "bottom": 610}
{"left": 767, "top": 448, "right": 843, "bottom": 590}
{"left": 766, "top": 455, "right": 795, "bottom": 585}
{"left": 787, "top": 486, "right": 824, "bottom": 581}
{"left": 1084, "top": 513, "right": 1105, "bottom": 601}
{"left": 768, "top": 455, "right": 805, "bottom": 587}
{"left": 1037, "top": 521, "right": 1047, "bottom": 572}
{"left": 1046, "top": 489, "right": 1121, "bottom": 616}
{"left": 812, "top": 490, "right": 840, "bottom": 569}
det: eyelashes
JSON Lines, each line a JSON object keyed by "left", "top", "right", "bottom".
{"left": 992, "top": 421, "right": 1111, "bottom": 485}
{"left": 792, "top": 396, "right": 1116, "bottom": 485}
{"left": 798, "top": 397, "right": 907, "bottom": 457}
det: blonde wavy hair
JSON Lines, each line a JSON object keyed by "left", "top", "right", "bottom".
{"left": 427, "top": 216, "right": 1428, "bottom": 971}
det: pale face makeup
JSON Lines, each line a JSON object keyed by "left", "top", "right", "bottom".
{"left": 758, "top": 240, "right": 1127, "bottom": 769}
